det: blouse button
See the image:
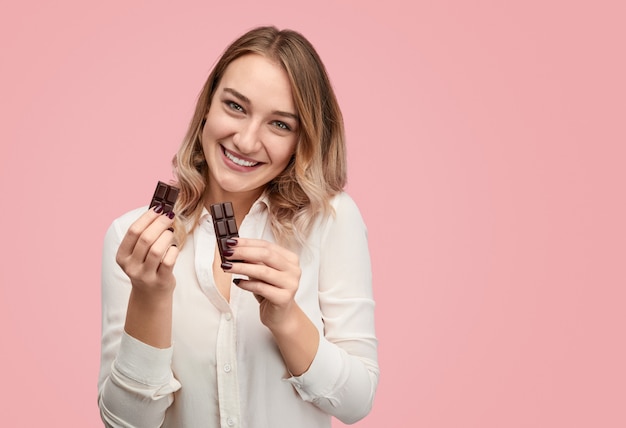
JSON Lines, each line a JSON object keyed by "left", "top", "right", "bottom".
{"left": 223, "top": 363, "right": 232, "bottom": 373}
{"left": 224, "top": 313, "right": 232, "bottom": 321}
{"left": 226, "top": 417, "right": 235, "bottom": 426}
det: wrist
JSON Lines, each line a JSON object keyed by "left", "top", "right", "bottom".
{"left": 266, "top": 304, "right": 319, "bottom": 376}
{"left": 125, "top": 289, "right": 174, "bottom": 349}
{"left": 267, "top": 303, "right": 307, "bottom": 337}
{"left": 129, "top": 287, "right": 174, "bottom": 308}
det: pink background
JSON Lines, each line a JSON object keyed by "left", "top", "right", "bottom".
{"left": 1, "top": 0, "right": 624, "bottom": 426}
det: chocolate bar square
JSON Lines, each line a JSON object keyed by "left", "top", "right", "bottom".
{"left": 149, "top": 181, "right": 179, "bottom": 214}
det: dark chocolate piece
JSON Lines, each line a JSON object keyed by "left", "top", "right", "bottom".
{"left": 149, "top": 181, "right": 179, "bottom": 214}
{"left": 210, "top": 202, "right": 240, "bottom": 264}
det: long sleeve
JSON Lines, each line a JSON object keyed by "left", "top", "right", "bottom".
{"left": 98, "top": 208, "right": 181, "bottom": 428}
{"left": 285, "top": 193, "right": 379, "bottom": 424}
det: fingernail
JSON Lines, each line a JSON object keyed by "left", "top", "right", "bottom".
{"left": 226, "top": 238, "right": 238, "bottom": 247}
{"left": 154, "top": 203, "right": 164, "bottom": 214}
{"left": 223, "top": 249, "right": 234, "bottom": 257}
{"left": 167, "top": 211, "right": 175, "bottom": 219}
{"left": 233, "top": 278, "right": 241, "bottom": 285}
{"left": 167, "top": 227, "right": 174, "bottom": 232}
{"left": 221, "top": 262, "right": 232, "bottom": 270}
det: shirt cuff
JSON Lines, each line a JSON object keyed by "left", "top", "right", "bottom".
{"left": 114, "top": 332, "right": 175, "bottom": 386}
{"left": 284, "top": 337, "right": 344, "bottom": 405}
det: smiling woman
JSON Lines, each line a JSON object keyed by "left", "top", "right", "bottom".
{"left": 202, "top": 54, "right": 299, "bottom": 200}
{"left": 98, "top": 26, "right": 378, "bottom": 428}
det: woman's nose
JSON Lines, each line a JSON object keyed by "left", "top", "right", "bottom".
{"left": 233, "top": 120, "right": 262, "bottom": 154}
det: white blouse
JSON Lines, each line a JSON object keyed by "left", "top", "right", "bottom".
{"left": 98, "top": 192, "right": 379, "bottom": 428}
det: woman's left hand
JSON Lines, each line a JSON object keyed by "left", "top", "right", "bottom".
{"left": 222, "top": 238, "right": 301, "bottom": 332}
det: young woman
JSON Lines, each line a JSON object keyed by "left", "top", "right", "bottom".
{"left": 98, "top": 26, "right": 379, "bottom": 428}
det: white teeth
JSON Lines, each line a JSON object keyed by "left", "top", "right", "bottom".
{"left": 225, "top": 149, "right": 259, "bottom": 167}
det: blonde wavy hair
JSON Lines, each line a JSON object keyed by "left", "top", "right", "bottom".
{"left": 172, "top": 26, "right": 347, "bottom": 247}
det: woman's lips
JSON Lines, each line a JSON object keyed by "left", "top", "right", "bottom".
{"left": 222, "top": 146, "right": 261, "bottom": 168}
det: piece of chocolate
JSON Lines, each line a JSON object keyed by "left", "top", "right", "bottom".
{"left": 210, "top": 202, "right": 240, "bottom": 263}
{"left": 149, "top": 181, "right": 179, "bottom": 214}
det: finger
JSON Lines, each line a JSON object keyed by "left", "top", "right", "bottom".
{"left": 130, "top": 213, "right": 176, "bottom": 264}
{"left": 143, "top": 228, "right": 177, "bottom": 272}
{"left": 226, "top": 262, "right": 287, "bottom": 288}
{"left": 230, "top": 238, "right": 296, "bottom": 261}
{"left": 235, "top": 279, "right": 287, "bottom": 304}
{"left": 227, "top": 239, "right": 298, "bottom": 272}
{"left": 117, "top": 207, "right": 163, "bottom": 260}
{"left": 235, "top": 278, "right": 265, "bottom": 304}
{"left": 158, "top": 243, "right": 179, "bottom": 274}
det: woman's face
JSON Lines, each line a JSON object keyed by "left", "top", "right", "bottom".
{"left": 201, "top": 53, "right": 299, "bottom": 202}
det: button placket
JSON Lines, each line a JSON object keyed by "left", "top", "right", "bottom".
{"left": 216, "top": 310, "right": 241, "bottom": 427}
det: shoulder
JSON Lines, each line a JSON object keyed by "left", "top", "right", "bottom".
{"left": 330, "top": 191, "right": 360, "bottom": 211}
{"left": 317, "top": 192, "right": 367, "bottom": 241}
{"left": 329, "top": 192, "right": 366, "bottom": 224}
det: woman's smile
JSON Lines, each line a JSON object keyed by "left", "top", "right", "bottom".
{"left": 221, "top": 145, "right": 261, "bottom": 169}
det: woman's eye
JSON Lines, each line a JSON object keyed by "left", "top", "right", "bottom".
{"left": 272, "top": 121, "right": 290, "bottom": 131}
{"left": 226, "top": 101, "right": 244, "bottom": 112}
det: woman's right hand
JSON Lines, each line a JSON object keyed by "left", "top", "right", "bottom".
{"left": 115, "top": 205, "right": 179, "bottom": 296}
{"left": 116, "top": 205, "right": 179, "bottom": 348}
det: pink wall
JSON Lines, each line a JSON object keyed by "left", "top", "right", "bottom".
{"left": 1, "top": 0, "right": 624, "bottom": 426}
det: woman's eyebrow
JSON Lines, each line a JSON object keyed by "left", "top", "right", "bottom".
{"left": 224, "top": 87, "right": 250, "bottom": 104}
{"left": 223, "top": 87, "right": 299, "bottom": 121}
{"left": 274, "top": 110, "right": 299, "bottom": 121}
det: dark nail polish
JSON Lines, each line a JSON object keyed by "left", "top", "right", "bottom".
{"left": 233, "top": 278, "right": 241, "bottom": 285}
{"left": 167, "top": 227, "right": 174, "bottom": 232}
{"left": 226, "top": 238, "right": 238, "bottom": 247}
{"left": 167, "top": 211, "right": 175, "bottom": 219}
{"left": 154, "top": 203, "right": 164, "bottom": 214}
{"left": 221, "top": 262, "right": 233, "bottom": 270}
{"left": 223, "top": 249, "right": 234, "bottom": 257}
